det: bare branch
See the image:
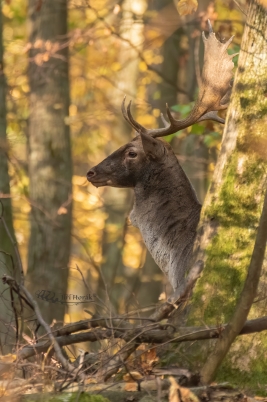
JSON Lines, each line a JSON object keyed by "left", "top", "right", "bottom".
{"left": 2, "top": 275, "right": 84, "bottom": 381}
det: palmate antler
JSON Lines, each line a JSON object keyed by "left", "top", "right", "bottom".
{"left": 122, "top": 20, "right": 237, "bottom": 138}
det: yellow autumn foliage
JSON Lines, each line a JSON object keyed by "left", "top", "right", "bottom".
{"left": 176, "top": 0, "right": 198, "bottom": 16}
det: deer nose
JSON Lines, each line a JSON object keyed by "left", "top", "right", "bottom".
{"left": 87, "top": 169, "right": 96, "bottom": 180}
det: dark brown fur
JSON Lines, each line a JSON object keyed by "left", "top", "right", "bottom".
{"left": 87, "top": 133, "right": 201, "bottom": 291}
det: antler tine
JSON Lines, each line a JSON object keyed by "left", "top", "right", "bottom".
{"left": 223, "top": 35, "right": 234, "bottom": 49}
{"left": 126, "top": 101, "right": 147, "bottom": 133}
{"left": 121, "top": 96, "right": 131, "bottom": 124}
{"left": 207, "top": 19, "right": 213, "bottom": 34}
{"left": 160, "top": 113, "right": 169, "bottom": 128}
{"left": 230, "top": 52, "right": 239, "bottom": 59}
{"left": 197, "top": 111, "right": 225, "bottom": 124}
{"left": 165, "top": 103, "right": 178, "bottom": 127}
{"left": 165, "top": 103, "right": 172, "bottom": 122}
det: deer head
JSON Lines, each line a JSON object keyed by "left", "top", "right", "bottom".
{"left": 87, "top": 21, "right": 236, "bottom": 188}
{"left": 87, "top": 132, "right": 172, "bottom": 188}
{"left": 87, "top": 21, "right": 236, "bottom": 292}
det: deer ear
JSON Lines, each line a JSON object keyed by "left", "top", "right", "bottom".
{"left": 140, "top": 132, "right": 164, "bottom": 159}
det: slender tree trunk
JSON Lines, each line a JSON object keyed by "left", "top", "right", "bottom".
{"left": 0, "top": 2, "right": 18, "bottom": 354}
{"left": 188, "top": 0, "right": 267, "bottom": 381}
{"left": 99, "top": 0, "right": 147, "bottom": 311}
{"left": 26, "top": 0, "right": 72, "bottom": 325}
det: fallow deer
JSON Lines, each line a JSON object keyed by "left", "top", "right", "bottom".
{"left": 87, "top": 21, "right": 236, "bottom": 297}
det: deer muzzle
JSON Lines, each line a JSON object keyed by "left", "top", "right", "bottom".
{"left": 87, "top": 167, "right": 111, "bottom": 187}
{"left": 87, "top": 169, "right": 96, "bottom": 179}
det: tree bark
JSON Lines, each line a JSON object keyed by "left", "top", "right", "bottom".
{"left": 26, "top": 0, "right": 72, "bottom": 325}
{"left": 0, "top": 2, "right": 18, "bottom": 354}
{"left": 188, "top": 0, "right": 267, "bottom": 381}
{"left": 200, "top": 183, "right": 267, "bottom": 383}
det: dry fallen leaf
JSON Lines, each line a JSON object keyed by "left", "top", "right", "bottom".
{"left": 84, "top": 377, "right": 98, "bottom": 385}
{"left": 0, "top": 354, "right": 16, "bottom": 379}
{"left": 132, "top": 345, "right": 159, "bottom": 374}
{"left": 0, "top": 354, "right": 16, "bottom": 364}
{"left": 176, "top": 0, "right": 198, "bottom": 16}
{"left": 124, "top": 382, "right": 138, "bottom": 392}
{"left": 141, "top": 348, "right": 159, "bottom": 374}
{"left": 123, "top": 371, "right": 143, "bottom": 382}
{"left": 169, "top": 376, "right": 199, "bottom": 402}
{"left": 158, "top": 291, "right": 166, "bottom": 301}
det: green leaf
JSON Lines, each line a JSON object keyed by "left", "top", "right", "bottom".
{"left": 191, "top": 124, "right": 205, "bottom": 135}
{"left": 164, "top": 130, "right": 185, "bottom": 143}
{"left": 203, "top": 131, "right": 221, "bottom": 147}
{"left": 171, "top": 103, "right": 192, "bottom": 117}
{"left": 228, "top": 44, "right": 240, "bottom": 67}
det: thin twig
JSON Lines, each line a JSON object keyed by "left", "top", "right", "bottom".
{"left": 233, "top": 0, "right": 247, "bottom": 16}
{"left": 2, "top": 275, "right": 85, "bottom": 382}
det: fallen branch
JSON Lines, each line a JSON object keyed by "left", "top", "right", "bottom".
{"left": 5, "top": 252, "right": 267, "bottom": 385}
{"left": 16, "top": 314, "right": 267, "bottom": 360}
{"left": 101, "top": 261, "right": 205, "bottom": 381}
{"left": 17, "top": 328, "right": 120, "bottom": 360}
{"left": 2, "top": 275, "right": 85, "bottom": 381}
{"left": 1, "top": 259, "right": 205, "bottom": 383}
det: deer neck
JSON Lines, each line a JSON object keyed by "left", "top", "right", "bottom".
{"left": 130, "top": 158, "right": 201, "bottom": 290}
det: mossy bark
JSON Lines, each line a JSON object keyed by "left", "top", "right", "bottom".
{"left": 187, "top": 0, "right": 267, "bottom": 387}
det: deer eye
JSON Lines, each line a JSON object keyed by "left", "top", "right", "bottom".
{"left": 128, "top": 151, "right": 137, "bottom": 158}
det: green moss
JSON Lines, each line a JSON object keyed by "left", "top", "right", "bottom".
{"left": 216, "top": 363, "right": 267, "bottom": 396}
{"left": 190, "top": 151, "right": 265, "bottom": 324}
{"left": 216, "top": 338, "right": 267, "bottom": 397}
{"left": 23, "top": 393, "right": 111, "bottom": 402}
{"left": 69, "top": 394, "right": 110, "bottom": 402}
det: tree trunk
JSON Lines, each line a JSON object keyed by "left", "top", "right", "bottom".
{"left": 200, "top": 177, "right": 267, "bottom": 383}
{"left": 99, "top": 0, "right": 146, "bottom": 312}
{"left": 188, "top": 0, "right": 267, "bottom": 383}
{"left": 26, "top": 0, "right": 72, "bottom": 325}
{"left": 0, "top": 2, "right": 18, "bottom": 354}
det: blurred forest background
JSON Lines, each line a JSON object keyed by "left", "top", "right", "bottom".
{"left": 0, "top": 0, "right": 245, "bottom": 344}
